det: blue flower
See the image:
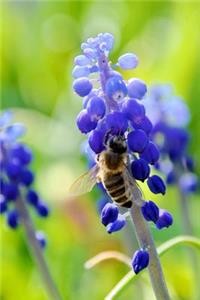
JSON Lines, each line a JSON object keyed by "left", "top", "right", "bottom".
{"left": 76, "top": 109, "right": 97, "bottom": 133}
{"left": 7, "top": 210, "right": 19, "bottom": 229}
{"left": 131, "top": 159, "right": 150, "bottom": 182}
{"left": 0, "top": 111, "right": 49, "bottom": 230}
{"left": 147, "top": 175, "right": 166, "bottom": 195}
{"left": 179, "top": 173, "right": 198, "bottom": 194}
{"left": 73, "top": 77, "right": 93, "bottom": 97}
{"left": 131, "top": 249, "right": 149, "bottom": 274}
{"left": 101, "top": 203, "right": 119, "bottom": 226}
{"left": 132, "top": 116, "right": 153, "bottom": 135}
{"left": 26, "top": 189, "right": 39, "bottom": 206}
{"left": 106, "top": 214, "right": 126, "bottom": 234}
{"left": 140, "top": 142, "right": 160, "bottom": 165}
{"left": 118, "top": 53, "right": 138, "bottom": 70}
{"left": 122, "top": 99, "right": 145, "bottom": 123}
{"left": 86, "top": 96, "right": 106, "bottom": 120}
{"left": 105, "top": 76, "right": 127, "bottom": 102}
{"left": 106, "top": 112, "right": 128, "bottom": 135}
{"left": 127, "top": 79, "right": 147, "bottom": 100}
{"left": 36, "top": 202, "right": 49, "bottom": 217}
{"left": 88, "top": 129, "right": 106, "bottom": 154}
{"left": 141, "top": 201, "right": 159, "bottom": 223}
{"left": 73, "top": 33, "right": 171, "bottom": 237}
{"left": 142, "top": 84, "right": 198, "bottom": 199}
{"left": 128, "top": 129, "right": 148, "bottom": 153}
{"left": 156, "top": 209, "right": 173, "bottom": 230}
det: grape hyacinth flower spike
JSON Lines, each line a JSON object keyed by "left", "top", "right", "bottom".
{"left": 0, "top": 111, "right": 62, "bottom": 300}
{"left": 72, "top": 33, "right": 172, "bottom": 300}
{"left": 142, "top": 84, "right": 200, "bottom": 300}
{"left": 142, "top": 84, "right": 198, "bottom": 235}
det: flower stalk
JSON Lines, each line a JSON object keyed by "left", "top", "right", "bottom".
{"left": 130, "top": 201, "right": 170, "bottom": 300}
{"left": 178, "top": 188, "right": 200, "bottom": 300}
{"left": 15, "top": 197, "right": 62, "bottom": 300}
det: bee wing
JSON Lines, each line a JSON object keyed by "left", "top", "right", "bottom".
{"left": 69, "top": 164, "right": 100, "bottom": 196}
{"left": 123, "top": 168, "right": 144, "bottom": 206}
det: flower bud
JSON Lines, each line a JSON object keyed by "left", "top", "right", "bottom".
{"left": 147, "top": 175, "right": 166, "bottom": 195}
{"left": 87, "top": 96, "right": 106, "bottom": 120}
{"left": 73, "top": 77, "right": 93, "bottom": 97}
{"left": 106, "top": 214, "right": 126, "bottom": 234}
{"left": 141, "top": 201, "right": 159, "bottom": 223}
{"left": 101, "top": 33, "right": 114, "bottom": 51}
{"left": 122, "top": 99, "right": 145, "bottom": 124}
{"left": 118, "top": 53, "right": 138, "bottom": 70}
{"left": 72, "top": 66, "right": 90, "bottom": 78}
{"left": 132, "top": 249, "right": 149, "bottom": 274}
{"left": 20, "top": 169, "right": 34, "bottom": 186}
{"left": 128, "top": 130, "right": 148, "bottom": 153}
{"left": 132, "top": 116, "right": 153, "bottom": 135}
{"left": 179, "top": 173, "right": 198, "bottom": 194}
{"left": 127, "top": 78, "right": 147, "bottom": 100}
{"left": 36, "top": 202, "right": 49, "bottom": 217}
{"left": 10, "top": 144, "right": 32, "bottom": 165}
{"left": 3, "top": 182, "right": 19, "bottom": 200}
{"left": 105, "top": 76, "right": 127, "bottom": 102}
{"left": 106, "top": 112, "right": 128, "bottom": 135}
{"left": 76, "top": 109, "right": 97, "bottom": 134}
{"left": 5, "top": 159, "right": 22, "bottom": 180}
{"left": 7, "top": 210, "right": 19, "bottom": 229}
{"left": 165, "top": 127, "right": 189, "bottom": 161}
{"left": 184, "top": 156, "right": 194, "bottom": 172}
{"left": 26, "top": 189, "right": 39, "bottom": 206}
{"left": 74, "top": 55, "right": 91, "bottom": 66}
{"left": 166, "top": 171, "right": 176, "bottom": 185}
{"left": 88, "top": 129, "right": 105, "bottom": 154}
{"left": 156, "top": 209, "right": 173, "bottom": 229}
{"left": 131, "top": 158, "right": 150, "bottom": 182}
{"left": 101, "top": 203, "right": 119, "bottom": 226}
{"left": 140, "top": 142, "right": 160, "bottom": 165}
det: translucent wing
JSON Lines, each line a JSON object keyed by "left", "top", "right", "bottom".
{"left": 69, "top": 164, "right": 100, "bottom": 196}
{"left": 123, "top": 168, "right": 144, "bottom": 207}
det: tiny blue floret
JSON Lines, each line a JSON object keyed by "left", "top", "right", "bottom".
{"left": 132, "top": 249, "right": 149, "bottom": 274}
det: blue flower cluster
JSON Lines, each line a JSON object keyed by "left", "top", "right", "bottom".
{"left": 0, "top": 112, "right": 48, "bottom": 248}
{"left": 142, "top": 84, "right": 198, "bottom": 195}
{"left": 73, "top": 34, "right": 173, "bottom": 274}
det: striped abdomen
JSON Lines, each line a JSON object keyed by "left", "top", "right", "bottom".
{"left": 103, "top": 172, "right": 132, "bottom": 208}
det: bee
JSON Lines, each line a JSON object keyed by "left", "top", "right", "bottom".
{"left": 69, "top": 135, "right": 143, "bottom": 208}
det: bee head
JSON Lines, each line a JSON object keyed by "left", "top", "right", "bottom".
{"left": 107, "top": 135, "right": 127, "bottom": 154}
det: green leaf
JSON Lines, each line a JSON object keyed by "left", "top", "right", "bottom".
{"left": 105, "top": 235, "right": 200, "bottom": 300}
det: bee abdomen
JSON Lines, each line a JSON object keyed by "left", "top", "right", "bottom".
{"left": 104, "top": 173, "right": 132, "bottom": 208}
{"left": 104, "top": 173, "right": 124, "bottom": 189}
{"left": 109, "top": 186, "right": 126, "bottom": 198}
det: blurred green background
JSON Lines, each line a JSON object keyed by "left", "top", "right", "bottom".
{"left": 1, "top": 1, "right": 200, "bottom": 300}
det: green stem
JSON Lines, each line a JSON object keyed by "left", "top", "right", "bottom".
{"left": 130, "top": 203, "right": 170, "bottom": 300}
{"left": 15, "top": 197, "right": 62, "bottom": 300}
{"left": 105, "top": 235, "right": 200, "bottom": 300}
{"left": 178, "top": 189, "right": 193, "bottom": 235}
{"left": 178, "top": 188, "right": 200, "bottom": 300}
